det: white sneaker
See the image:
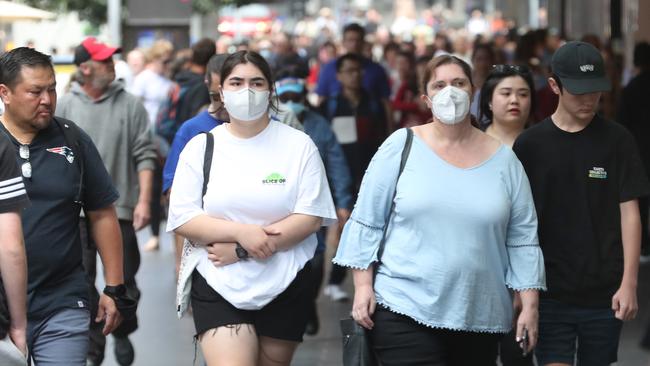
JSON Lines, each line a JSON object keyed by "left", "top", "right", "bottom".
{"left": 323, "top": 284, "right": 349, "bottom": 302}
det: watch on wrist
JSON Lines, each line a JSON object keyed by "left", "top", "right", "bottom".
{"left": 103, "top": 284, "right": 127, "bottom": 297}
{"left": 235, "top": 243, "right": 249, "bottom": 260}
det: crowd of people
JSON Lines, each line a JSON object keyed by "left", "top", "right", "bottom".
{"left": 1, "top": 6, "right": 650, "bottom": 366}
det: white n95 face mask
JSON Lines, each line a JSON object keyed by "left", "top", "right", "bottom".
{"left": 431, "top": 85, "right": 470, "bottom": 125}
{"left": 222, "top": 88, "right": 270, "bottom": 122}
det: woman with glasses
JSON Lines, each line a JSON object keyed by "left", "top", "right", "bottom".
{"left": 166, "top": 51, "right": 336, "bottom": 366}
{"left": 334, "top": 55, "right": 546, "bottom": 365}
{"left": 479, "top": 65, "right": 538, "bottom": 365}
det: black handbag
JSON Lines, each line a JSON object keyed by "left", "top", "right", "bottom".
{"left": 340, "top": 317, "right": 377, "bottom": 366}
{"left": 340, "top": 128, "right": 414, "bottom": 366}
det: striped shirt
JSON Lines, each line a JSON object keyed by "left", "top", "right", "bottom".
{"left": 0, "top": 133, "right": 29, "bottom": 213}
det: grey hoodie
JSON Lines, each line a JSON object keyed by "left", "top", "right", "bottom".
{"left": 57, "top": 81, "right": 156, "bottom": 220}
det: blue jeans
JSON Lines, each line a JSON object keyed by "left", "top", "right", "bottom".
{"left": 27, "top": 308, "right": 90, "bottom": 366}
{"left": 535, "top": 299, "right": 622, "bottom": 366}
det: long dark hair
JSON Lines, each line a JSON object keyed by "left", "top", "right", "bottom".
{"left": 220, "top": 50, "right": 278, "bottom": 112}
{"left": 478, "top": 65, "right": 537, "bottom": 123}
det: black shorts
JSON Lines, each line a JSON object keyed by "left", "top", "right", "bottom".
{"left": 190, "top": 262, "right": 312, "bottom": 342}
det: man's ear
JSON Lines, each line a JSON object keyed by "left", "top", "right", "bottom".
{"left": 0, "top": 84, "right": 11, "bottom": 105}
{"left": 79, "top": 62, "right": 92, "bottom": 76}
{"left": 548, "top": 77, "right": 561, "bottom": 96}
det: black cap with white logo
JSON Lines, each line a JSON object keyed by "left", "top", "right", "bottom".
{"left": 551, "top": 41, "right": 611, "bottom": 95}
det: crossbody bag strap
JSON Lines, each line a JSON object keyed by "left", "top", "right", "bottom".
{"left": 201, "top": 131, "right": 214, "bottom": 207}
{"left": 374, "top": 128, "right": 413, "bottom": 278}
{"left": 53, "top": 117, "right": 85, "bottom": 207}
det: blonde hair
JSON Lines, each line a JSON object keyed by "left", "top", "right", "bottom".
{"left": 146, "top": 40, "right": 173, "bottom": 63}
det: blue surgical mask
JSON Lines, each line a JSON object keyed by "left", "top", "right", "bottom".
{"left": 281, "top": 101, "right": 306, "bottom": 116}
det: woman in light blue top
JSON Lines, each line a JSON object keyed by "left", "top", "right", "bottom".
{"left": 333, "top": 55, "right": 546, "bottom": 365}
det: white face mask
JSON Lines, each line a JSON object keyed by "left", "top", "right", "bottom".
{"left": 222, "top": 88, "right": 270, "bottom": 122}
{"left": 430, "top": 85, "right": 470, "bottom": 125}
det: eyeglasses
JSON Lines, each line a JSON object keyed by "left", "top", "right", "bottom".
{"left": 339, "top": 68, "right": 362, "bottom": 75}
{"left": 19, "top": 144, "right": 32, "bottom": 178}
{"left": 492, "top": 64, "right": 531, "bottom": 74}
{"left": 278, "top": 94, "right": 302, "bottom": 104}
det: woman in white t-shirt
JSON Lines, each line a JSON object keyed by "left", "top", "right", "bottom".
{"left": 166, "top": 50, "right": 337, "bottom": 366}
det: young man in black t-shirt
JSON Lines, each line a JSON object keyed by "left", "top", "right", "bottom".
{"left": 0, "top": 132, "right": 29, "bottom": 363}
{"left": 513, "top": 41, "right": 649, "bottom": 366}
{"left": 0, "top": 47, "right": 126, "bottom": 366}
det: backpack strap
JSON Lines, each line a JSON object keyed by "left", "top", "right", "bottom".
{"left": 374, "top": 128, "right": 413, "bottom": 275}
{"left": 53, "top": 117, "right": 85, "bottom": 206}
{"left": 326, "top": 95, "right": 339, "bottom": 120}
{"left": 201, "top": 132, "right": 214, "bottom": 206}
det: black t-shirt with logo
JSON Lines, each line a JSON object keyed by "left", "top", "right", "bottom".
{"left": 0, "top": 132, "right": 29, "bottom": 213}
{"left": 0, "top": 121, "right": 118, "bottom": 319}
{"left": 513, "top": 115, "right": 649, "bottom": 307}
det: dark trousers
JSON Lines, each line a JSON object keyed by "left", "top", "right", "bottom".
{"left": 80, "top": 219, "right": 141, "bottom": 363}
{"left": 307, "top": 251, "right": 325, "bottom": 323}
{"left": 328, "top": 263, "right": 347, "bottom": 285}
{"left": 498, "top": 330, "right": 533, "bottom": 366}
{"left": 369, "top": 306, "right": 501, "bottom": 366}
{"left": 149, "top": 160, "right": 163, "bottom": 236}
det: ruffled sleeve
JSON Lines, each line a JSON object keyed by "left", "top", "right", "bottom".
{"left": 505, "top": 154, "right": 547, "bottom": 291}
{"left": 333, "top": 129, "right": 408, "bottom": 269}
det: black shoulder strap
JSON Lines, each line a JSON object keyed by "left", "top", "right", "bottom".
{"left": 53, "top": 117, "right": 85, "bottom": 206}
{"left": 375, "top": 128, "right": 413, "bottom": 270}
{"left": 201, "top": 131, "right": 214, "bottom": 206}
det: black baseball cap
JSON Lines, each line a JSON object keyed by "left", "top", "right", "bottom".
{"left": 551, "top": 41, "right": 611, "bottom": 94}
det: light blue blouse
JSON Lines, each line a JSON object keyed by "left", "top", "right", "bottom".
{"left": 333, "top": 128, "right": 546, "bottom": 333}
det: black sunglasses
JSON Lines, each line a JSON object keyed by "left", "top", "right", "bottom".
{"left": 492, "top": 64, "right": 531, "bottom": 74}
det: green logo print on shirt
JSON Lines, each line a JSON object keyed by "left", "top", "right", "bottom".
{"left": 588, "top": 167, "right": 608, "bottom": 179}
{"left": 262, "top": 172, "right": 286, "bottom": 185}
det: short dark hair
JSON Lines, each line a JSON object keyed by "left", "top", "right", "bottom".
{"left": 336, "top": 53, "right": 363, "bottom": 72}
{"left": 191, "top": 38, "right": 216, "bottom": 67}
{"left": 205, "top": 54, "right": 228, "bottom": 85}
{"left": 0, "top": 47, "right": 53, "bottom": 89}
{"left": 383, "top": 42, "right": 400, "bottom": 55}
{"left": 472, "top": 43, "right": 496, "bottom": 64}
{"left": 343, "top": 23, "right": 366, "bottom": 39}
{"left": 634, "top": 41, "right": 650, "bottom": 70}
{"left": 479, "top": 65, "right": 537, "bottom": 122}
{"left": 276, "top": 66, "right": 303, "bottom": 82}
{"left": 396, "top": 51, "right": 415, "bottom": 66}
{"left": 220, "top": 50, "right": 277, "bottom": 112}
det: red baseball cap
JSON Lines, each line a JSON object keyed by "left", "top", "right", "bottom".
{"left": 74, "top": 37, "right": 122, "bottom": 65}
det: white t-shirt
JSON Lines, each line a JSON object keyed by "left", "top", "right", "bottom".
{"left": 167, "top": 121, "right": 337, "bottom": 309}
{"left": 130, "top": 69, "right": 173, "bottom": 126}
